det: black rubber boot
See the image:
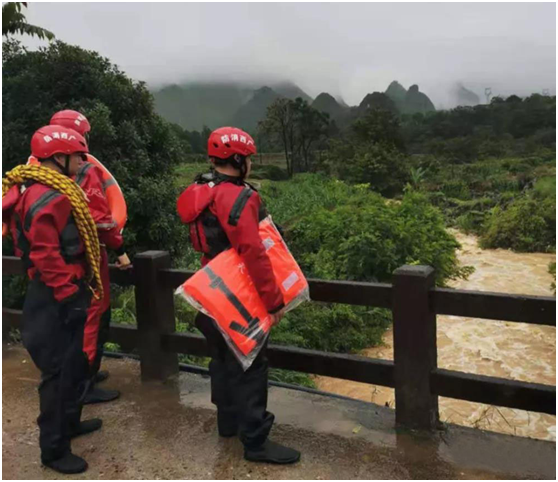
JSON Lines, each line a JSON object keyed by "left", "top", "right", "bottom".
{"left": 94, "top": 370, "right": 109, "bottom": 384}
{"left": 83, "top": 387, "right": 120, "bottom": 405}
{"left": 43, "top": 452, "right": 88, "bottom": 474}
{"left": 71, "top": 418, "right": 103, "bottom": 439}
{"left": 244, "top": 440, "right": 301, "bottom": 464}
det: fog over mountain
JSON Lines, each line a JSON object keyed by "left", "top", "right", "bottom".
{"left": 19, "top": 3, "right": 556, "bottom": 109}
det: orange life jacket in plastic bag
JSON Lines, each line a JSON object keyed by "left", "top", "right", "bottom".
{"left": 176, "top": 217, "right": 309, "bottom": 368}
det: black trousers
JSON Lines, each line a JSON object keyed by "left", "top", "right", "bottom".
{"left": 21, "top": 279, "right": 90, "bottom": 462}
{"left": 195, "top": 312, "right": 274, "bottom": 449}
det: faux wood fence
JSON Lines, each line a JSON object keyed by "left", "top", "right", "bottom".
{"left": 3, "top": 253, "right": 555, "bottom": 430}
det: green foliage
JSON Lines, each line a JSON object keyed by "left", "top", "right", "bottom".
{"left": 328, "top": 142, "right": 409, "bottom": 197}
{"left": 272, "top": 303, "right": 391, "bottom": 354}
{"left": 269, "top": 369, "right": 316, "bottom": 389}
{"left": 2, "top": 40, "right": 191, "bottom": 259}
{"left": 2, "top": 3, "right": 55, "bottom": 40}
{"left": 250, "top": 164, "right": 290, "bottom": 181}
{"left": 352, "top": 108, "right": 404, "bottom": 149}
{"left": 173, "top": 162, "right": 208, "bottom": 187}
{"left": 419, "top": 156, "right": 556, "bottom": 252}
{"left": 287, "top": 185, "right": 470, "bottom": 285}
{"left": 409, "top": 166, "right": 428, "bottom": 189}
{"left": 260, "top": 173, "right": 360, "bottom": 226}
{"left": 2, "top": 274, "right": 27, "bottom": 309}
{"left": 549, "top": 262, "right": 556, "bottom": 294}
{"left": 533, "top": 176, "right": 556, "bottom": 199}
{"left": 259, "top": 97, "right": 330, "bottom": 176}
{"left": 402, "top": 95, "right": 556, "bottom": 162}
{"left": 2, "top": 238, "right": 27, "bottom": 309}
{"left": 317, "top": 105, "right": 409, "bottom": 196}
{"left": 480, "top": 195, "right": 555, "bottom": 252}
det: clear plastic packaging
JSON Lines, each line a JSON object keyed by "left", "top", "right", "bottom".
{"left": 175, "top": 216, "right": 309, "bottom": 370}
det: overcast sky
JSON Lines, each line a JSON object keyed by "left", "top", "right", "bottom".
{"left": 20, "top": 2, "right": 556, "bottom": 107}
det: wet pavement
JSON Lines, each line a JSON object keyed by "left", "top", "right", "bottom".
{"left": 3, "top": 345, "right": 555, "bottom": 480}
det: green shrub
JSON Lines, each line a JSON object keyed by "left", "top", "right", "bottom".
{"left": 480, "top": 196, "right": 556, "bottom": 252}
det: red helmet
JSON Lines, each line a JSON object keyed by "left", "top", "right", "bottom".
{"left": 31, "top": 125, "right": 89, "bottom": 159}
{"left": 50, "top": 110, "right": 91, "bottom": 136}
{"left": 207, "top": 127, "right": 257, "bottom": 159}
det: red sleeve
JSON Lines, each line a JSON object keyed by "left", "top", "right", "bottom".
{"left": 27, "top": 197, "right": 79, "bottom": 302}
{"left": 77, "top": 165, "right": 123, "bottom": 251}
{"left": 217, "top": 189, "right": 284, "bottom": 314}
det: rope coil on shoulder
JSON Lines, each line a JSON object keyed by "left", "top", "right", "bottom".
{"left": 3, "top": 164, "right": 103, "bottom": 300}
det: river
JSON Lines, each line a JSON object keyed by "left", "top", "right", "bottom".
{"left": 315, "top": 230, "right": 556, "bottom": 441}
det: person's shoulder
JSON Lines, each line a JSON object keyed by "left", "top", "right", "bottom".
{"left": 23, "top": 182, "right": 59, "bottom": 204}
{"left": 21, "top": 183, "right": 69, "bottom": 225}
{"left": 215, "top": 180, "right": 258, "bottom": 203}
{"left": 76, "top": 162, "right": 104, "bottom": 183}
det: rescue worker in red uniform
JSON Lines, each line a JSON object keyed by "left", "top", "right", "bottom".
{"left": 3, "top": 126, "right": 100, "bottom": 474}
{"left": 50, "top": 110, "right": 131, "bottom": 404}
{"left": 177, "top": 127, "right": 301, "bottom": 464}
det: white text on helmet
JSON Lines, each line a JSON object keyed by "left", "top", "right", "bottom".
{"left": 43, "top": 132, "right": 76, "bottom": 143}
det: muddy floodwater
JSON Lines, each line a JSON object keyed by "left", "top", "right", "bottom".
{"left": 316, "top": 230, "right": 556, "bottom": 441}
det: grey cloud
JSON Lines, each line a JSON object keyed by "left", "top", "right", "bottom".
{"left": 21, "top": 2, "right": 556, "bottom": 107}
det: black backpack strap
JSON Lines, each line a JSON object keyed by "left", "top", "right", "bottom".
{"left": 228, "top": 187, "right": 254, "bottom": 226}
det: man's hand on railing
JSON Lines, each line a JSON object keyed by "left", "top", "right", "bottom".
{"left": 116, "top": 253, "right": 133, "bottom": 270}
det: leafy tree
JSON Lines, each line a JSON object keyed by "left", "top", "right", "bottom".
{"left": 320, "top": 104, "right": 409, "bottom": 195}
{"left": 2, "top": 2, "right": 55, "bottom": 41}
{"left": 2, "top": 40, "right": 190, "bottom": 259}
{"left": 259, "top": 98, "right": 297, "bottom": 175}
{"left": 260, "top": 97, "right": 330, "bottom": 176}
{"left": 326, "top": 141, "right": 409, "bottom": 197}
{"left": 401, "top": 94, "right": 556, "bottom": 162}
{"left": 292, "top": 98, "right": 330, "bottom": 171}
{"left": 352, "top": 108, "right": 404, "bottom": 150}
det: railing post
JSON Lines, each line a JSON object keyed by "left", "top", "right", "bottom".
{"left": 134, "top": 251, "right": 178, "bottom": 382}
{"left": 392, "top": 265, "right": 439, "bottom": 430}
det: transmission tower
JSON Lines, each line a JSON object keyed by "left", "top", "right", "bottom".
{"left": 484, "top": 87, "right": 492, "bottom": 104}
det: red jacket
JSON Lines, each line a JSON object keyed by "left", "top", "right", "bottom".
{"left": 3, "top": 182, "right": 87, "bottom": 302}
{"left": 177, "top": 172, "right": 284, "bottom": 314}
{"left": 74, "top": 162, "right": 123, "bottom": 252}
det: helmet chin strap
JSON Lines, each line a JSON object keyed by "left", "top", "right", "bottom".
{"left": 53, "top": 155, "right": 71, "bottom": 176}
{"left": 232, "top": 154, "right": 247, "bottom": 179}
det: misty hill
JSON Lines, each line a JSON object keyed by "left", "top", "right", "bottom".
{"left": 453, "top": 84, "right": 481, "bottom": 106}
{"left": 404, "top": 84, "right": 436, "bottom": 114}
{"left": 385, "top": 81, "right": 436, "bottom": 114}
{"left": 336, "top": 96, "right": 349, "bottom": 108}
{"left": 359, "top": 92, "right": 398, "bottom": 114}
{"left": 231, "top": 86, "right": 282, "bottom": 132}
{"left": 312, "top": 92, "right": 347, "bottom": 120}
{"left": 273, "top": 81, "right": 313, "bottom": 103}
{"left": 152, "top": 81, "right": 312, "bottom": 131}
{"left": 385, "top": 80, "right": 407, "bottom": 111}
{"left": 152, "top": 82, "right": 253, "bottom": 130}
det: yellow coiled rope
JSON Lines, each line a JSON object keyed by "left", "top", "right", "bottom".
{"left": 3, "top": 164, "right": 102, "bottom": 300}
